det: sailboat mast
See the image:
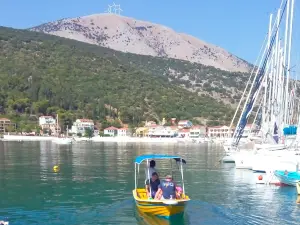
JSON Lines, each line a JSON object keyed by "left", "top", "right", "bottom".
{"left": 285, "top": 0, "right": 295, "bottom": 125}
{"left": 231, "top": 0, "right": 287, "bottom": 147}
{"left": 274, "top": 9, "right": 281, "bottom": 133}
{"left": 262, "top": 13, "right": 273, "bottom": 135}
{"left": 283, "top": 0, "right": 291, "bottom": 125}
{"left": 228, "top": 31, "right": 270, "bottom": 140}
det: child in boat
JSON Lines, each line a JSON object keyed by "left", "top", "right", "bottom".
{"left": 175, "top": 186, "right": 183, "bottom": 199}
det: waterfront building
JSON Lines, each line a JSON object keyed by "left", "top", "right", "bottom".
{"left": 117, "top": 127, "right": 130, "bottom": 136}
{"left": 208, "top": 126, "right": 233, "bottom": 138}
{"left": 104, "top": 126, "right": 118, "bottom": 136}
{"left": 71, "top": 119, "right": 94, "bottom": 135}
{"left": 207, "top": 124, "right": 253, "bottom": 138}
{"left": 38, "top": 116, "right": 58, "bottom": 134}
{"left": 0, "top": 118, "right": 16, "bottom": 133}
{"left": 104, "top": 126, "right": 131, "bottom": 136}
{"left": 148, "top": 125, "right": 177, "bottom": 137}
{"left": 189, "top": 126, "right": 206, "bottom": 138}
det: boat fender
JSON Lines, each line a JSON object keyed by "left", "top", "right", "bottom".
{"left": 296, "top": 181, "right": 300, "bottom": 195}
{"left": 258, "top": 175, "right": 263, "bottom": 180}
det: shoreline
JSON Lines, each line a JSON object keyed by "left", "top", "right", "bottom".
{"left": 2, "top": 135, "right": 54, "bottom": 141}
{"left": 1, "top": 135, "right": 216, "bottom": 144}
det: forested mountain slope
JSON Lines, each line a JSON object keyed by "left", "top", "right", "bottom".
{"left": 0, "top": 26, "right": 236, "bottom": 127}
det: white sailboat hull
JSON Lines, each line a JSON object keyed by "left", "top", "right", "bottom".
{"left": 254, "top": 143, "right": 286, "bottom": 151}
{"left": 252, "top": 153, "right": 300, "bottom": 172}
{"left": 233, "top": 151, "right": 254, "bottom": 169}
{"left": 222, "top": 151, "right": 236, "bottom": 162}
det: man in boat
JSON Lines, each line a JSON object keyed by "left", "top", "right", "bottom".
{"left": 145, "top": 172, "right": 160, "bottom": 199}
{"left": 155, "top": 175, "right": 176, "bottom": 200}
{"left": 145, "top": 160, "right": 156, "bottom": 179}
{"left": 145, "top": 160, "right": 157, "bottom": 184}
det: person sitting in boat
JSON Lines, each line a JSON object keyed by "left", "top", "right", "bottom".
{"left": 156, "top": 185, "right": 183, "bottom": 199}
{"left": 175, "top": 186, "right": 183, "bottom": 199}
{"left": 155, "top": 175, "right": 176, "bottom": 200}
{"left": 145, "top": 172, "right": 160, "bottom": 199}
{"left": 145, "top": 160, "right": 157, "bottom": 183}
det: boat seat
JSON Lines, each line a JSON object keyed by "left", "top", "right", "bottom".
{"left": 136, "top": 188, "right": 148, "bottom": 200}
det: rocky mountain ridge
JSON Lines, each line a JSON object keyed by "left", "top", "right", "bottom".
{"left": 30, "top": 13, "right": 251, "bottom": 73}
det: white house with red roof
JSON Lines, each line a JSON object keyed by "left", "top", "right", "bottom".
{"left": 117, "top": 127, "right": 130, "bottom": 136}
{"left": 104, "top": 126, "right": 118, "bottom": 136}
{"left": 71, "top": 119, "right": 94, "bottom": 135}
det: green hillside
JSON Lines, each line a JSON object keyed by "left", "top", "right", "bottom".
{"left": 0, "top": 26, "right": 235, "bottom": 130}
{"left": 29, "top": 21, "right": 250, "bottom": 105}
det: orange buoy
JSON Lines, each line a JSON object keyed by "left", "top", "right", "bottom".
{"left": 258, "top": 175, "right": 263, "bottom": 180}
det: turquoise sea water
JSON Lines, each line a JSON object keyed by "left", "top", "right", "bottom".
{"left": 0, "top": 141, "right": 299, "bottom": 224}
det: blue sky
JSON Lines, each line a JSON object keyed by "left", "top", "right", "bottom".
{"left": 0, "top": 0, "right": 299, "bottom": 64}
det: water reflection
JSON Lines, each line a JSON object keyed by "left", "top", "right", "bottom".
{"left": 135, "top": 208, "right": 187, "bottom": 225}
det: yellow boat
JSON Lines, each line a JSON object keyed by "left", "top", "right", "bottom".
{"left": 135, "top": 207, "right": 186, "bottom": 225}
{"left": 133, "top": 154, "right": 190, "bottom": 219}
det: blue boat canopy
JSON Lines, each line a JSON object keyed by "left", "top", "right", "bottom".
{"left": 135, "top": 154, "right": 186, "bottom": 164}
